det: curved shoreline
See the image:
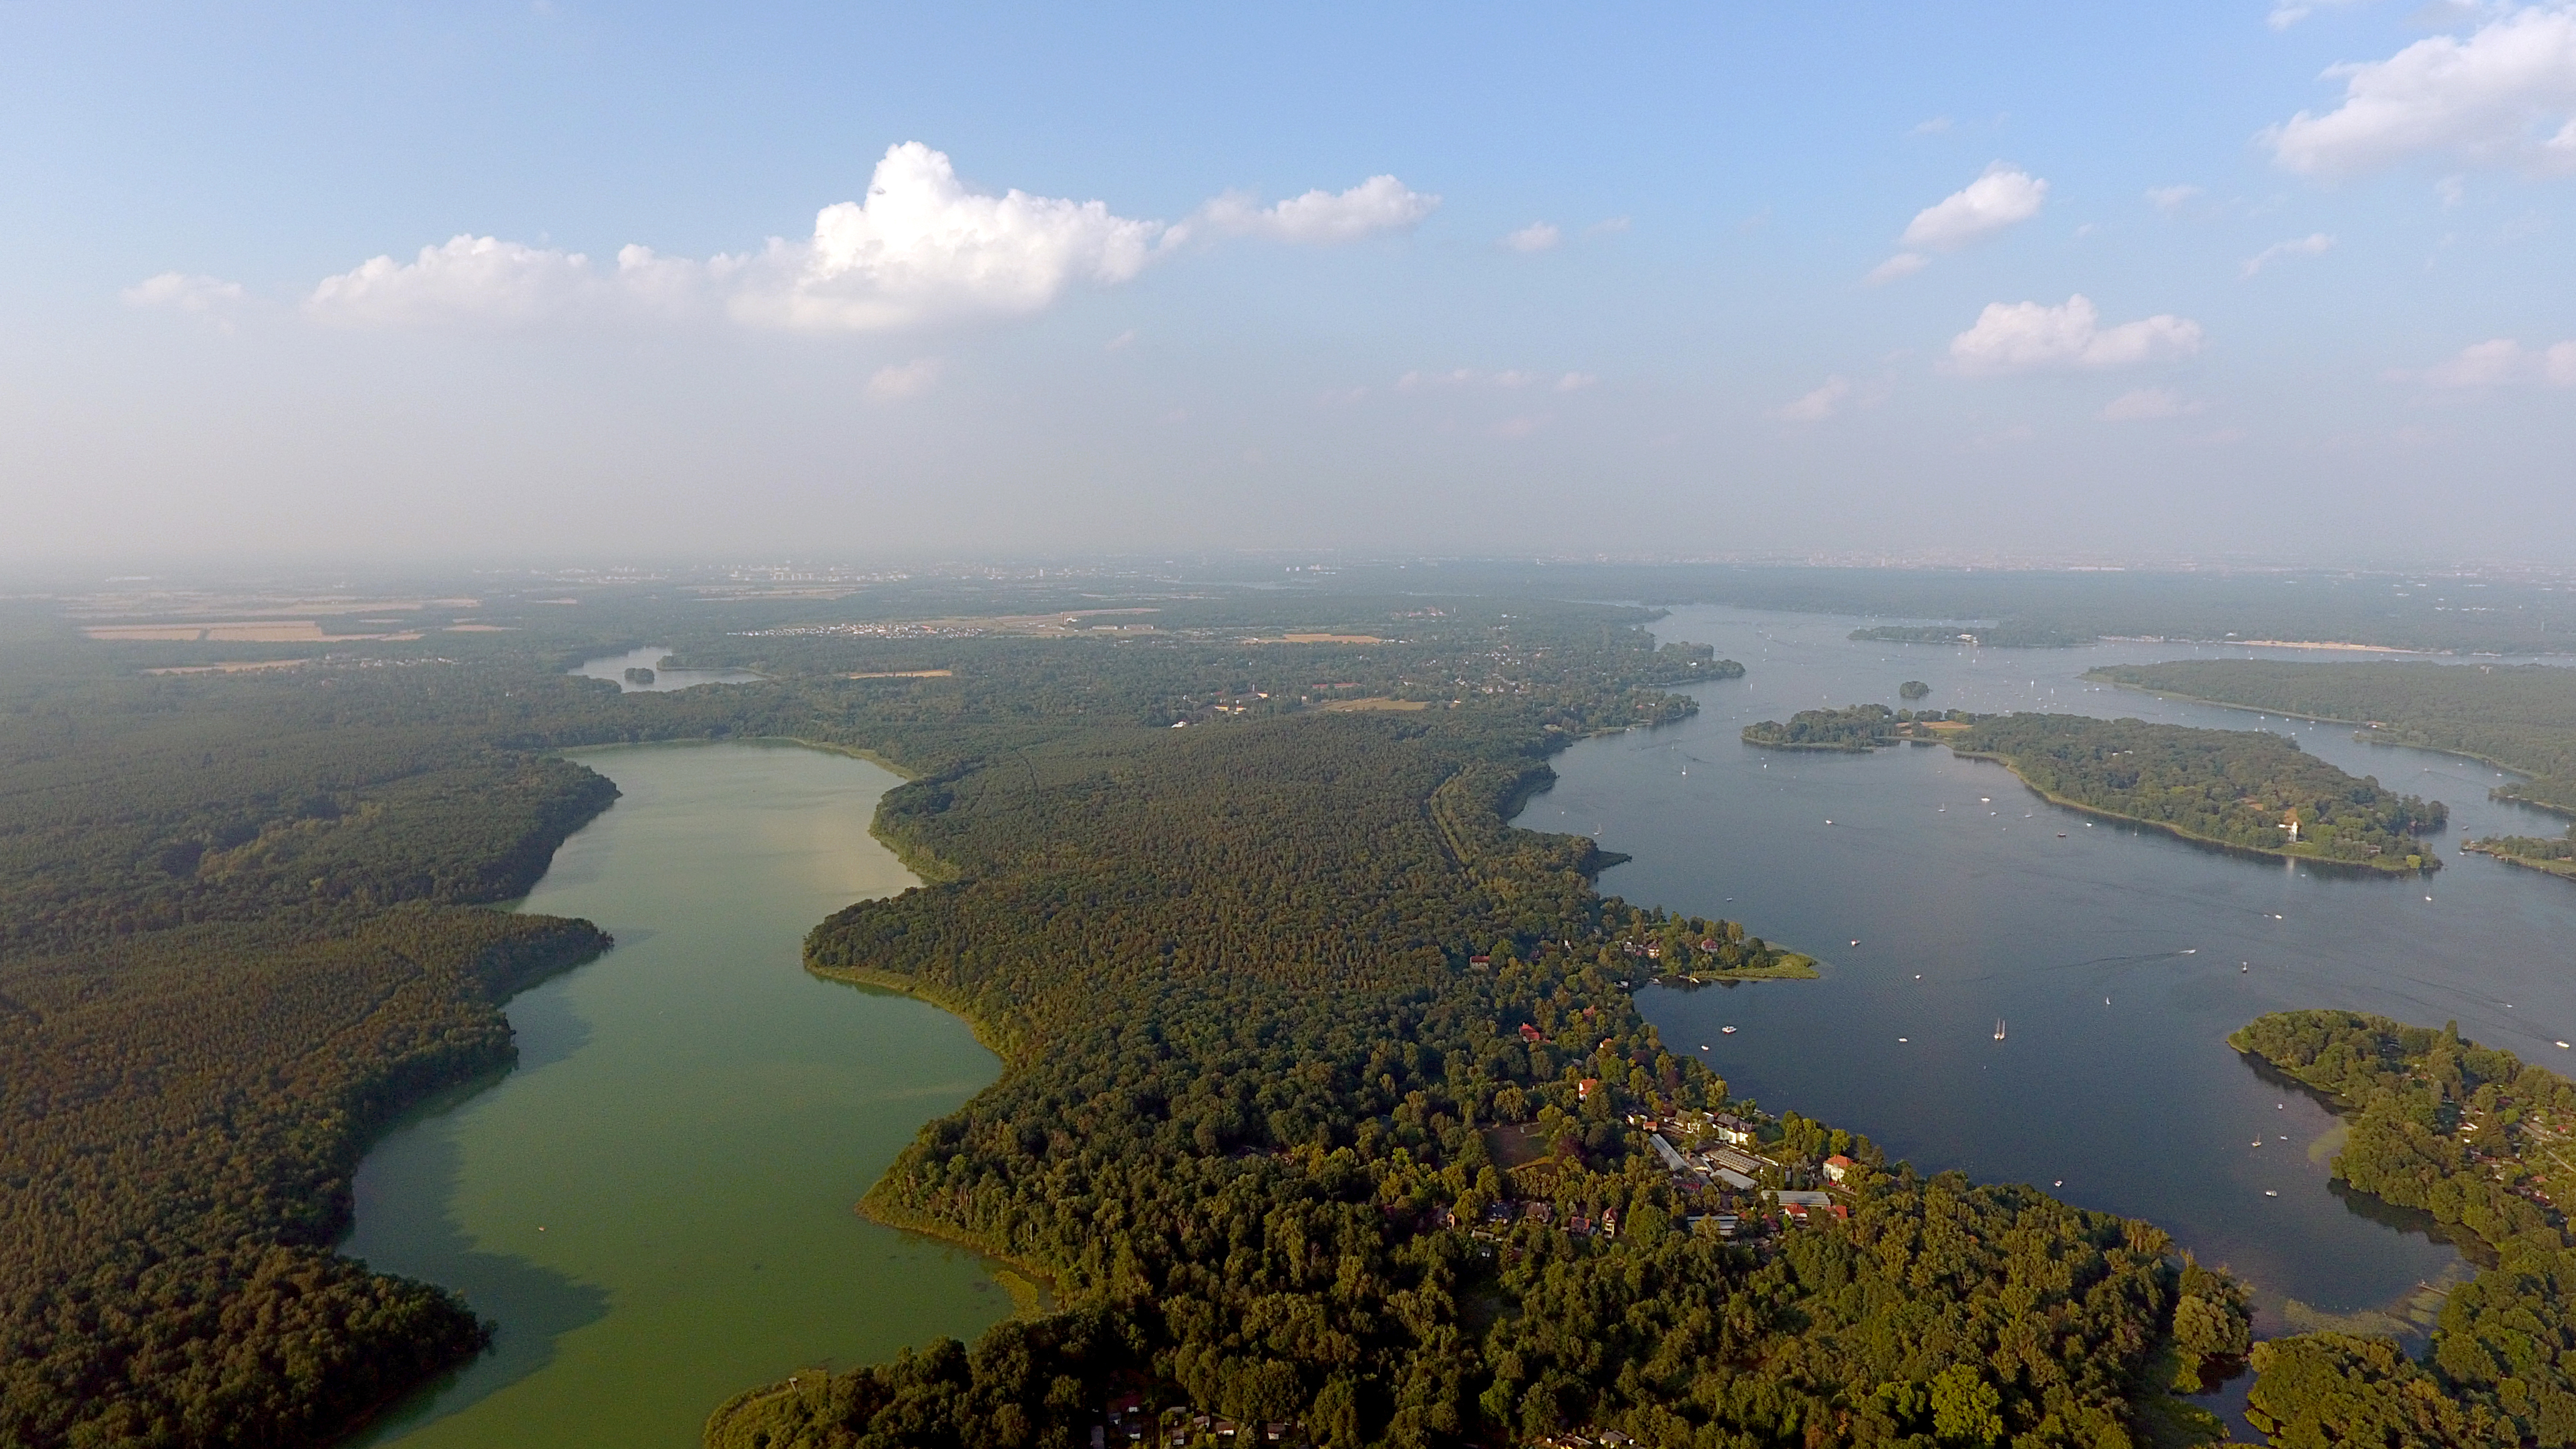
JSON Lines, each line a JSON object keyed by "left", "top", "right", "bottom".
{"left": 344, "top": 740, "right": 1010, "bottom": 1449}
{"left": 786, "top": 742, "right": 968, "bottom": 884}
{"left": 1947, "top": 746, "right": 2439, "bottom": 876}
{"left": 2459, "top": 841, "right": 2576, "bottom": 882}
{"left": 1665, "top": 951, "right": 1822, "bottom": 983}
{"left": 802, "top": 965, "right": 1060, "bottom": 1312}
{"left": 2086, "top": 677, "right": 2575, "bottom": 820}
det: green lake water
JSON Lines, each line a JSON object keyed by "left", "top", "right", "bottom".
{"left": 341, "top": 740, "right": 1007, "bottom": 1448}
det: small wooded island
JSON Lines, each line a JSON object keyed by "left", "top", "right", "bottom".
{"left": 1738, "top": 703, "right": 1974, "bottom": 751}
{"left": 1741, "top": 709, "right": 2446, "bottom": 873}
{"left": 2229, "top": 1010, "right": 2576, "bottom": 1446}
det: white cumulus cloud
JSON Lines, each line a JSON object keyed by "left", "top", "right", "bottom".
{"left": 2242, "top": 232, "right": 2338, "bottom": 276}
{"left": 2422, "top": 337, "right": 2576, "bottom": 384}
{"left": 2266, "top": 7, "right": 2576, "bottom": 176}
{"left": 302, "top": 144, "right": 1432, "bottom": 332}
{"left": 1871, "top": 164, "right": 2046, "bottom": 283}
{"left": 1191, "top": 174, "right": 1439, "bottom": 245}
{"left": 1865, "top": 253, "right": 1931, "bottom": 286}
{"left": 726, "top": 143, "right": 1165, "bottom": 330}
{"left": 1901, "top": 164, "right": 2049, "bottom": 250}
{"left": 1500, "top": 222, "right": 1561, "bottom": 253}
{"left": 1947, "top": 295, "right": 2204, "bottom": 375}
{"left": 307, "top": 235, "right": 651, "bottom": 327}
{"left": 2099, "top": 387, "right": 2206, "bottom": 420}
{"left": 1775, "top": 376, "right": 1852, "bottom": 422}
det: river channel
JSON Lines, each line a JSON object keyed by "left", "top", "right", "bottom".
{"left": 1520, "top": 605, "right": 2576, "bottom": 1354}
{"left": 341, "top": 740, "right": 1006, "bottom": 1448}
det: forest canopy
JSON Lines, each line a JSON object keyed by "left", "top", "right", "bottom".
{"left": 1739, "top": 705, "right": 1973, "bottom": 752}
{"left": 2231, "top": 1010, "right": 2576, "bottom": 1447}
{"left": 1951, "top": 714, "right": 2446, "bottom": 873}
{"left": 2088, "top": 659, "right": 2576, "bottom": 819}
{"left": 723, "top": 699, "right": 2208, "bottom": 1449}
{"left": 3, "top": 584, "right": 2240, "bottom": 1449}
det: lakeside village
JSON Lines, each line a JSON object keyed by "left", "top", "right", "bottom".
{"left": 1092, "top": 1106, "right": 1855, "bottom": 1449}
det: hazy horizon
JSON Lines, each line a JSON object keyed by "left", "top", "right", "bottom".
{"left": 5, "top": 3, "right": 2573, "bottom": 566}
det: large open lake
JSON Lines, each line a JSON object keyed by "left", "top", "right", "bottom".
{"left": 1521, "top": 607, "right": 2576, "bottom": 1352}
{"left": 341, "top": 740, "right": 1005, "bottom": 1448}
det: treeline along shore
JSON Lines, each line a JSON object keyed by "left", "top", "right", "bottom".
{"left": 2091, "top": 660, "right": 2576, "bottom": 886}
{"left": 1740, "top": 705, "right": 2447, "bottom": 875}
{"left": 1, "top": 587, "right": 2251, "bottom": 1449}
{"left": 695, "top": 607, "right": 2235, "bottom": 1449}
{"left": 2231, "top": 1010, "right": 2576, "bottom": 1446}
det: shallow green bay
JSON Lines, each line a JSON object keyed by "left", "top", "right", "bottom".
{"left": 342, "top": 741, "right": 1006, "bottom": 1448}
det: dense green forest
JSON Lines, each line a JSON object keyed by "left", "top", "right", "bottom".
{"left": 2230, "top": 1011, "right": 2576, "bottom": 1446}
{"left": 5, "top": 580, "right": 2251, "bottom": 1449}
{"left": 2088, "top": 659, "right": 2576, "bottom": 818}
{"left": 1738, "top": 705, "right": 1974, "bottom": 752}
{"left": 717, "top": 702, "right": 2215, "bottom": 1449}
{"left": 0, "top": 593, "right": 1744, "bottom": 1448}
{"left": 0, "top": 662, "right": 659, "bottom": 1447}
{"left": 2091, "top": 659, "right": 2576, "bottom": 887}
{"left": 1949, "top": 715, "right": 2446, "bottom": 873}
{"left": 0, "top": 909, "right": 609, "bottom": 1447}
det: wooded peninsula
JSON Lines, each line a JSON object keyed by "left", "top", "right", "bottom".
{"left": 2090, "top": 659, "right": 2576, "bottom": 883}
{"left": 2231, "top": 1010, "right": 2576, "bottom": 1447}
{"left": 1951, "top": 714, "right": 2446, "bottom": 874}
{"left": 1739, "top": 705, "right": 2447, "bottom": 874}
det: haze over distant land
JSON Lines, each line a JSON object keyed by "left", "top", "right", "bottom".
{"left": 3, "top": 3, "right": 2572, "bottom": 564}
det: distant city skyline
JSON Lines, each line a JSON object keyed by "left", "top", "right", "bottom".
{"left": 4, "top": 2, "right": 2572, "bottom": 565}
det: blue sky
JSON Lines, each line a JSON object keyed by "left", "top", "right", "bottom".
{"left": 3, "top": 2, "right": 2571, "bottom": 565}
